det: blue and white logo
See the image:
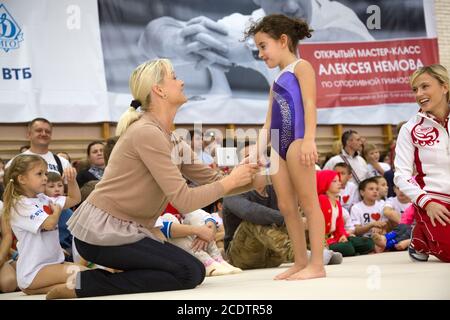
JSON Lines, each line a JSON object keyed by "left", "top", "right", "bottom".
{"left": 0, "top": 4, "right": 23, "bottom": 53}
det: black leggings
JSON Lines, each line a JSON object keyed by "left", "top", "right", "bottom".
{"left": 74, "top": 237, "right": 205, "bottom": 298}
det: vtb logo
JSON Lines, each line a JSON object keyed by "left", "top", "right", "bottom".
{"left": 0, "top": 4, "right": 24, "bottom": 53}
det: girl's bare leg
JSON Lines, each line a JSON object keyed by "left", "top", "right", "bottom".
{"left": 270, "top": 151, "right": 308, "bottom": 280}
{"left": 23, "top": 284, "right": 65, "bottom": 295}
{"left": 46, "top": 283, "right": 77, "bottom": 300}
{"left": 0, "top": 262, "right": 17, "bottom": 293}
{"left": 285, "top": 140, "right": 326, "bottom": 280}
{"left": 24, "top": 262, "right": 86, "bottom": 295}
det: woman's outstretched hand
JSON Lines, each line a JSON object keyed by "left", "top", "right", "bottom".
{"left": 220, "top": 163, "right": 261, "bottom": 193}
{"left": 229, "top": 163, "right": 261, "bottom": 186}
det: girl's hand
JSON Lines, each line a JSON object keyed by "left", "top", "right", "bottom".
{"left": 425, "top": 201, "right": 450, "bottom": 227}
{"left": 49, "top": 201, "right": 62, "bottom": 215}
{"left": 191, "top": 238, "right": 208, "bottom": 252}
{"left": 300, "top": 139, "right": 318, "bottom": 167}
{"left": 339, "top": 235, "right": 348, "bottom": 243}
{"left": 62, "top": 167, "right": 77, "bottom": 183}
{"left": 194, "top": 225, "right": 215, "bottom": 242}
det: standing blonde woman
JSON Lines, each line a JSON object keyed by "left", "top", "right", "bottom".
{"left": 47, "top": 59, "right": 262, "bottom": 299}
{"left": 394, "top": 64, "right": 450, "bottom": 263}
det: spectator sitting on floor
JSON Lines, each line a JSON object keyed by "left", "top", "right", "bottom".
{"left": 57, "top": 152, "right": 72, "bottom": 164}
{"left": 76, "top": 141, "right": 105, "bottom": 188}
{"left": 363, "top": 143, "right": 391, "bottom": 177}
{"left": 160, "top": 207, "right": 241, "bottom": 276}
{"left": 44, "top": 172, "right": 74, "bottom": 259}
{"left": 316, "top": 170, "right": 374, "bottom": 257}
{"left": 350, "top": 177, "right": 387, "bottom": 253}
{"left": 323, "top": 129, "right": 369, "bottom": 184}
{"left": 6, "top": 118, "right": 71, "bottom": 176}
{"left": 333, "top": 162, "right": 359, "bottom": 212}
{"left": 372, "top": 203, "right": 415, "bottom": 252}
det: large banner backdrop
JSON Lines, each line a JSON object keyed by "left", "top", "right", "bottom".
{"left": 0, "top": 0, "right": 108, "bottom": 123}
{"left": 0, "top": 0, "right": 440, "bottom": 124}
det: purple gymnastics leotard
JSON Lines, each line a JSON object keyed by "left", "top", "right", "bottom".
{"left": 270, "top": 60, "right": 305, "bottom": 160}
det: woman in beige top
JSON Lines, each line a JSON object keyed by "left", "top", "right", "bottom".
{"left": 46, "top": 59, "right": 261, "bottom": 299}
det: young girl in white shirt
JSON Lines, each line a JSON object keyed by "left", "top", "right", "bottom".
{"left": 1, "top": 154, "right": 85, "bottom": 296}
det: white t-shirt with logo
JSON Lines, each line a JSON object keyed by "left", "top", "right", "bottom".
{"left": 383, "top": 197, "right": 411, "bottom": 218}
{"left": 350, "top": 200, "right": 387, "bottom": 238}
{"left": 210, "top": 212, "right": 223, "bottom": 227}
{"left": 367, "top": 162, "right": 391, "bottom": 177}
{"left": 339, "top": 181, "right": 360, "bottom": 212}
{"left": 10, "top": 194, "right": 66, "bottom": 289}
{"left": 341, "top": 207, "right": 355, "bottom": 233}
{"left": 6, "top": 150, "right": 71, "bottom": 174}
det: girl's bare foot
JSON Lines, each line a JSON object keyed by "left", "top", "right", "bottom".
{"left": 372, "top": 233, "right": 386, "bottom": 251}
{"left": 46, "top": 284, "right": 77, "bottom": 300}
{"left": 287, "top": 264, "right": 326, "bottom": 280}
{"left": 394, "top": 239, "right": 410, "bottom": 251}
{"left": 274, "top": 264, "right": 305, "bottom": 280}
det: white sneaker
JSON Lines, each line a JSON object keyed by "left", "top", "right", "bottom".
{"left": 220, "top": 260, "right": 242, "bottom": 274}
{"left": 408, "top": 245, "right": 429, "bottom": 262}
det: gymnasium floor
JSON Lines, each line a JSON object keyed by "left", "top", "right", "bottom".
{"left": 1, "top": 251, "right": 449, "bottom": 300}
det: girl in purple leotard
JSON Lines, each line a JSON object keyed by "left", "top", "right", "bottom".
{"left": 245, "top": 14, "right": 325, "bottom": 280}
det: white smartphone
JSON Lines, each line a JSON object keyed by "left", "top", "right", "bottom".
{"left": 216, "top": 147, "right": 239, "bottom": 167}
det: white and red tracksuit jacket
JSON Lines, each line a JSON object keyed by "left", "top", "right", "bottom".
{"left": 394, "top": 110, "right": 450, "bottom": 209}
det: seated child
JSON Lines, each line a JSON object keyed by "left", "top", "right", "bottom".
{"left": 350, "top": 177, "right": 388, "bottom": 252}
{"left": 317, "top": 170, "right": 374, "bottom": 257}
{"left": 374, "top": 175, "right": 389, "bottom": 202}
{"left": 161, "top": 204, "right": 241, "bottom": 276}
{"left": 372, "top": 204, "right": 414, "bottom": 251}
{"left": 3, "top": 155, "right": 86, "bottom": 296}
{"left": 382, "top": 185, "right": 412, "bottom": 226}
{"left": 363, "top": 143, "right": 391, "bottom": 177}
{"left": 45, "top": 172, "right": 73, "bottom": 259}
{"left": 333, "top": 162, "right": 359, "bottom": 212}
{"left": 210, "top": 199, "right": 225, "bottom": 253}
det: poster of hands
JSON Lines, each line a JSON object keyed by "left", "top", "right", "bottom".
{"left": 100, "top": 0, "right": 433, "bottom": 124}
{"left": 0, "top": 0, "right": 436, "bottom": 124}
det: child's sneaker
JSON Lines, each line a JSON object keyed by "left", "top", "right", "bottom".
{"left": 328, "top": 252, "right": 343, "bottom": 265}
{"left": 205, "top": 261, "right": 230, "bottom": 276}
{"left": 220, "top": 260, "right": 242, "bottom": 274}
{"left": 408, "top": 245, "right": 429, "bottom": 262}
